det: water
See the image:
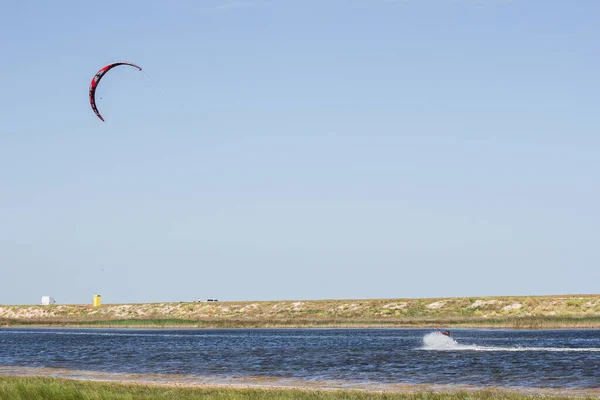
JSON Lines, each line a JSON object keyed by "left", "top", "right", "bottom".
{"left": 0, "top": 328, "right": 599, "bottom": 390}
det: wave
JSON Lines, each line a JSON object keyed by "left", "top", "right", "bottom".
{"left": 420, "top": 332, "right": 600, "bottom": 352}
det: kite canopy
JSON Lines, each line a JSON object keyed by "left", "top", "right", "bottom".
{"left": 89, "top": 62, "right": 142, "bottom": 122}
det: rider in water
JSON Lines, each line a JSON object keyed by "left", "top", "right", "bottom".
{"left": 435, "top": 327, "right": 451, "bottom": 336}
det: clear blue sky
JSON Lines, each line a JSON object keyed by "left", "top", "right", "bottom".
{"left": 1, "top": 0, "right": 599, "bottom": 305}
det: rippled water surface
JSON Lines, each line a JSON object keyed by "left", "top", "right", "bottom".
{"left": 1, "top": 328, "right": 599, "bottom": 389}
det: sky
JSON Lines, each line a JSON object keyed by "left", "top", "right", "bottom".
{"left": 1, "top": 0, "right": 599, "bottom": 305}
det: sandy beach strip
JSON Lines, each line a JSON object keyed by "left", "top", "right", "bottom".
{"left": 0, "top": 365, "right": 598, "bottom": 398}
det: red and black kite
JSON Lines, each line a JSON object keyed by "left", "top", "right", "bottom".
{"left": 89, "top": 62, "right": 142, "bottom": 122}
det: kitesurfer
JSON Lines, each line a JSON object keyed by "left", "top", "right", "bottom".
{"left": 435, "top": 327, "right": 451, "bottom": 336}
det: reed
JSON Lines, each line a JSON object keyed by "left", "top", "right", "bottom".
{"left": 2, "top": 315, "right": 600, "bottom": 329}
{"left": 0, "top": 376, "right": 595, "bottom": 400}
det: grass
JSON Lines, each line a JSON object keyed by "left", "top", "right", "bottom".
{"left": 0, "top": 376, "right": 596, "bottom": 400}
{"left": 2, "top": 315, "right": 600, "bottom": 329}
{"left": 1, "top": 294, "right": 599, "bottom": 329}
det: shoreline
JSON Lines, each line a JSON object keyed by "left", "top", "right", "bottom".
{"left": 2, "top": 295, "right": 600, "bottom": 330}
{"left": 2, "top": 319, "right": 600, "bottom": 329}
{"left": 1, "top": 366, "right": 599, "bottom": 398}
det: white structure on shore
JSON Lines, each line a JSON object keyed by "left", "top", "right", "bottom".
{"left": 41, "top": 296, "right": 56, "bottom": 305}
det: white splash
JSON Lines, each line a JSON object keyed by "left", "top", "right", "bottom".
{"left": 422, "top": 332, "right": 471, "bottom": 350}
{"left": 420, "top": 331, "right": 600, "bottom": 352}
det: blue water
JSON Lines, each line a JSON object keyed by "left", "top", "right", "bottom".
{"left": 0, "top": 328, "right": 599, "bottom": 389}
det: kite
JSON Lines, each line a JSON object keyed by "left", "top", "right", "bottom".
{"left": 89, "top": 62, "right": 142, "bottom": 122}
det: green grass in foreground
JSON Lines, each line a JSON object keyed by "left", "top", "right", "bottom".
{"left": 0, "top": 377, "right": 595, "bottom": 400}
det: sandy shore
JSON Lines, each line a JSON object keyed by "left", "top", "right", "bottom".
{"left": 1, "top": 365, "right": 598, "bottom": 398}
{"left": 2, "top": 295, "right": 600, "bottom": 330}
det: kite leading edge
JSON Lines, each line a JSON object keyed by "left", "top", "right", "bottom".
{"left": 89, "top": 62, "right": 142, "bottom": 122}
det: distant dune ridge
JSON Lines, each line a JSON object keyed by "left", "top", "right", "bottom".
{"left": 1, "top": 294, "right": 599, "bottom": 328}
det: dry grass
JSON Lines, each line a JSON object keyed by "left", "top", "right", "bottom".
{"left": 1, "top": 294, "right": 600, "bottom": 329}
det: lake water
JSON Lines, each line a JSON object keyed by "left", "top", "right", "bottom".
{"left": 0, "top": 328, "right": 599, "bottom": 391}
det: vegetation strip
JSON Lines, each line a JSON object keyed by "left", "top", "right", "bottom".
{"left": 1, "top": 295, "right": 599, "bottom": 329}
{"left": 0, "top": 376, "right": 598, "bottom": 400}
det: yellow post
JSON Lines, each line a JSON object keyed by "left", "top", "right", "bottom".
{"left": 93, "top": 294, "right": 101, "bottom": 307}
